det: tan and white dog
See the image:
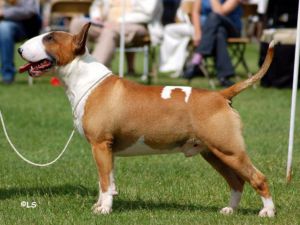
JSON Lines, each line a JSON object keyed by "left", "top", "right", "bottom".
{"left": 18, "top": 23, "right": 275, "bottom": 217}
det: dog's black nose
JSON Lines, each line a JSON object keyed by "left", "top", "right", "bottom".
{"left": 18, "top": 47, "right": 23, "bottom": 55}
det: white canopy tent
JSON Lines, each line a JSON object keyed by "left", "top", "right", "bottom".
{"left": 286, "top": 1, "right": 300, "bottom": 182}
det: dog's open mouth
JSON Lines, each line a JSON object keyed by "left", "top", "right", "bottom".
{"left": 19, "top": 59, "right": 54, "bottom": 77}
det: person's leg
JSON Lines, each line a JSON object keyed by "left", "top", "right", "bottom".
{"left": 215, "top": 16, "right": 240, "bottom": 86}
{"left": 92, "top": 26, "right": 119, "bottom": 66}
{"left": 215, "top": 27, "right": 234, "bottom": 81}
{"left": 196, "top": 13, "right": 223, "bottom": 55}
{"left": 92, "top": 23, "right": 148, "bottom": 67}
{"left": 0, "top": 21, "right": 26, "bottom": 83}
{"left": 123, "top": 23, "right": 149, "bottom": 44}
{"left": 126, "top": 52, "right": 135, "bottom": 75}
{"left": 124, "top": 24, "right": 149, "bottom": 76}
{"left": 160, "top": 23, "right": 193, "bottom": 74}
{"left": 184, "top": 13, "right": 222, "bottom": 79}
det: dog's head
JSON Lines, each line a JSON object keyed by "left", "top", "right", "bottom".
{"left": 18, "top": 23, "right": 91, "bottom": 77}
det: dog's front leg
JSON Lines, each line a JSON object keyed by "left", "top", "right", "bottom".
{"left": 91, "top": 141, "right": 114, "bottom": 214}
{"left": 92, "top": 169, "right": 118, "bottom": 209}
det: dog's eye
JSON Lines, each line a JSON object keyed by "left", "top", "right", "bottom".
{"left": 44, "top": 34, "right": 54, "bottom": 42}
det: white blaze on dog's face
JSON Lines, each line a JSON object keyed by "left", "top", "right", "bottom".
{"left": 20, "top": 33, "right": 49, "bottom": 63}
{"left": 18, "top": 23, "right": 91, "bottom": 77}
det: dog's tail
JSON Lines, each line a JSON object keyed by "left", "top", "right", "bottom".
{"left": 220, "top": 41, "right": 275, "bottom": 100}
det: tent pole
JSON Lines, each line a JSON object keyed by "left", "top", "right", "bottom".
{"left": 119, "top": 0, "right": 126, "bottom": 78}
{"left": 286, "top": 1, "right": 300, "bottom": 183}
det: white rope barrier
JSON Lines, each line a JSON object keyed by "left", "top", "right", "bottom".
{"left": 0, "top": 73, "right": 112, "bottom": 167}
{"left": 0, "top": 110, "right": 75, "bottom": 167}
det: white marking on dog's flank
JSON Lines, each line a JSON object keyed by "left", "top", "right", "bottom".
{"left": 161, "top": 86, "right": 192, "bottom": 103}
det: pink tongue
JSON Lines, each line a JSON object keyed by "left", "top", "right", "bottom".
{"left": 19, "top": 63, "right": 33, "bottom": 73}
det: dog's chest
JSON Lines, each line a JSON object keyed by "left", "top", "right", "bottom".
{"left": 59, "top": 58, "right": 112, "bottom": 136}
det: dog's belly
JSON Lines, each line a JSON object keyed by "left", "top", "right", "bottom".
{"left": 114, "top": 137, "right": 206, "bottom": 157}
{"left": 115, "top": 142, "right": 181, "bottom": 157}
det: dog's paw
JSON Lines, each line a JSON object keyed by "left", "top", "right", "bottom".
{"left": 91, "top": 202, "right": 101, "bottom": 211}
{"left": 220, "top": 207, "right": 234, "bottom": 215}
{"left": 112, "top": 190, "right": 118, "bottom": 196}
{"left": 93, "top": 205, "right": 112, "bottom": 215}
{"left": 258, "top": 207, "right": 275, "bottom": 217}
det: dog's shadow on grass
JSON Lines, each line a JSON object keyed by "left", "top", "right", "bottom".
{"left": 112, "top": 199, "right": 259, "bottom": 215}
{"left": 113, "top": 198, "right": 220, "bottom": 213}
{"left": 0, "top": 184, "right": 259, "bottom": 215}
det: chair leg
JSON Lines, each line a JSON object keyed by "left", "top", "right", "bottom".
{"left": 241, "top": 55, "right": 251, "bottom": 75}
{"left": 201, "top": 61, "right": 215, "bottom": 89}
{"left": 149, "top": 46, "right": 158, "bottom": 84}
{"left": 231, "top": 43, "right": 252, "bottom": 75}
{"left": 28, "top": 76, "right": 33, "bottom": 85}
{"left": 141, "top": 45, "right": 149, "bottom": 82}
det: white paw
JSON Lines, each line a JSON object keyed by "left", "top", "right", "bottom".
{"left": 220, "top": 207, "right": 234, "bottom": 215}
{"left": 112, "top": 190, "right": 118, "bottom": 196}
{"left": 91, "top": 202, "right": 101, "bottom": 210}
{"left": 93, "top": 205, "right": 112, "bottom": 215}
{"left": 258, "top": 207, "right": 275, "bottom": 217}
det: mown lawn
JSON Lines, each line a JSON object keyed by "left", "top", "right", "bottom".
{"left": 0, "top": 44, "right": 300, "bottom": 225}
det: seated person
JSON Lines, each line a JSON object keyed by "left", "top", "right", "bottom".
{"left": 0, "top": 0, "right": 41, "bottom": 84}
{"left": 159, "top": 0, "right": 195, "bottom": 78}
{"left": 70, "top": 0, "right": 163, "bottom": 72}
{"left": 184, "top": 0, "right": 242, "bottom": 87}
{"left": 241, "top": 0, "right": 269, "bottom": 39}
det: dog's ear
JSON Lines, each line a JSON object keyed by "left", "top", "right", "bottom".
{"left": 73, "top": 22, "right": 91, "bottom": 55}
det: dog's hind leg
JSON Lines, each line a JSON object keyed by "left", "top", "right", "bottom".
{"left": 205, "top": 139, "right": 275, "bottom": 217}
{"left": 196, "top": 109, "right": 275, "bottom": 217}
{"left": 91, "top": 141, "right": 114, "bottom": 214}
{"left": 200, "top": 150, "right": 245, "bottom": 215}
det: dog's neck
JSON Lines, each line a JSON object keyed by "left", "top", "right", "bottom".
{"left": 56, "top": 52, "right": 112, "bottom": 108}
{"left": 55, "top": 52, "right": 112, "bottom": 135}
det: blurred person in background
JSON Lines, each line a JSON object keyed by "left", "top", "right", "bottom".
{"left": 70, "top": 0, "right": 163, "bottom": 75}
{"left": 0, "top": 0, "right": 41, "bottom": 84}
{"left": 159, "top": 0, "right": 195, "bottom": 78}
{"left": 183, "top": 0, "right": 242, "bottom": 87}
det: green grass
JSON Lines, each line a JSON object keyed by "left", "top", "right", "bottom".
{"left": 1, "top": 44, "right": 300, "bottom": 224}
